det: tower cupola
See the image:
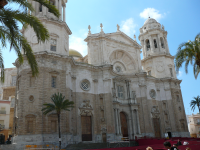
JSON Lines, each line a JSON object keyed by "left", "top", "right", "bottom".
{"left": 139, "top": 17, "right": 170, "bottom": 59}
{"left": 139, "top": 18, "right": 176, "bottom": 79}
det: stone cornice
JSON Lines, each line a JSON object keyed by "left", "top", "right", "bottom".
{"left": 14, "top": 51, "right": 113, "bottom": 72}
{"left": 21, "top": 17, "right": 72, "bottom": 35}
{"left": 138, "top": 28, "right": 168, "bottom": 40}
{"left": 85, "top": 31, "right": 142, "bottom": 49}
{"left": 141, "top": 53, "right": 174, "bottom": 63}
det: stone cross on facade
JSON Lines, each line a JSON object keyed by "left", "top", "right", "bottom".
{"left": 88, "top": 25, "right": 91, "bottom": 35}
{"left": 117, "top": 24, "right": 120, "bottom": 32}
{"left": 100, "top": 23, "right": 103, "bottom": 32}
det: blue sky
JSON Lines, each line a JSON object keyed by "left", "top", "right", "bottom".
{"left": 4, "top": 0, "right": 200, "bottom": 114}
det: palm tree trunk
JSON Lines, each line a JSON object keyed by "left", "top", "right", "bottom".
{"left": 58, "top": 113, "right": 61, "bottom": 150}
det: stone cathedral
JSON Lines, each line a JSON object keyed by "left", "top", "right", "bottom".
{"left": 11, "top": 0, "right": 189, "bottom": 148}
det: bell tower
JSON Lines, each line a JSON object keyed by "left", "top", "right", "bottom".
{"left": 139, "top": 18, "right": 176, "bottom": 79}
{"left": 22, "top": 0, "right": 72, "bottom": 55}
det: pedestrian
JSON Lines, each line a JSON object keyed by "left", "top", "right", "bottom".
{"left": 177, "top": 139, "right": 182, "bottom": 146}
{"left": 163, "top": 141, "right": 178, "bottom": 150}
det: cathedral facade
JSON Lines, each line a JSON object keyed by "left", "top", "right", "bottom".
{"left": 11, "top": 0, "right": 189, "bottom": 148}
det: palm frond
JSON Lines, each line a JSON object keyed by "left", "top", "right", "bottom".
{"left": 0, "top": 48, "right": 4, "bottom": 83}
{"left": 32, "top": 0, "right": 60, "bottom": 17}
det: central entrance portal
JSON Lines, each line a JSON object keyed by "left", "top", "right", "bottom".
{"left": 81, "top": 116, "right": 92, "bottom": 141}
{"left": 153, "top": 118, "right": 161, "bottom": 138}
{"left": 120, "top": 112, "right": 128, "bottom": 137}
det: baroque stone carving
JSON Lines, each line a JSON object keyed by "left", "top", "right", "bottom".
{"left": 151, "top": 106, "right": 160, "bottom": 118}
{"left": 156, "top": 61, "right": 165, "bottom": 72}
{"left": 80, "top": 110, "right": 93, "bottom": 116}
{"left": 101, "top": 127, "right": 107, "bottom": 133}
{"left": 80, "top": 100, "right": 92, "bottom": 109}
{"left": 149, "top": 89, "right": 156, "bottom": 99}
{"left": 79, "top": 100, "right": 93, "bottom": 116}
{"left": 132, "top": 91, "right": 136, "bottom": 100}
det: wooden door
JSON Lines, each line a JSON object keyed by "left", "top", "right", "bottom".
{"left": 102, "top": 133, "right": 107, "bottom": 143}
{"left": 120, "top": 112, "right": 128, "bottom": 137}
{"left": 153, "top": 118, "right": 161, "bottom": 138}
{"left": 81, "top": 116, "right": 92, "bottom": 141}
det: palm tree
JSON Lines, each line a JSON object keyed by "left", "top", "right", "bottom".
{"left": 0, "top": 0, "right": 60, "bottom": 82}
{"left": 41, "top": 93, "right": 74, "bottom": 150}
{"left": 175, "top": 33, "right": 200, "bottom": 79}
{"left": 190, "top": 95, "right": 200, "bottom": 113}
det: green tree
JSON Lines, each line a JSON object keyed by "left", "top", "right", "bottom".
{"left": 41, "top": 93, "right": 74, "bottom": 150}
{"left": 175, "top": 33, "right": 200, "bottom": 79}
{"left": 0, "top": 0, "right": 60, "bottom": 82}
{"left": 190, "top": 95, "right": 200, "bottom": 113}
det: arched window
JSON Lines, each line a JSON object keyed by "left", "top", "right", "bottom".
{"left": 39, "top": 4, "right": 42, "bottom": 12}
{"left": 154, "top": 39, "right": 157, "bottom": 48}
{"left": 160, "top": 37, "right": 165, "bottom": 48}
{"left": 49, "top": 0, "right": 55, "bottom": 13}
{"left": 146, "top": 39, "right": 150, "bottom": 51}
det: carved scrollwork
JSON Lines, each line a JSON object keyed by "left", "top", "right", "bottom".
{"left": 151, "top": 106, "right": 160, "bottom": 118}
{"left": 79, "top": 100, "right": 93, "bottom": 116}
{"left": 80, "top": 110, "right": 93, "bottom": 116}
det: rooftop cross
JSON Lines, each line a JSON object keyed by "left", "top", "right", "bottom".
{"left": 100, "top": 23, "right": 103, "bottom": 32}
{"left": 134, "top": 34, "right": 136, "bottom": 41}
{"left": 117, "top": 24, "right": 120, "bottom": 32}
{"left": 88, "top": 25, "right": 91, "bottom": 35}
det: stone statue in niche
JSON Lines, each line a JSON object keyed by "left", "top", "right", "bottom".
{"left": 132, "top": 91, "right": 136, "bottom": 100}
{"left": 149, "top": 89, "right": 156, "bottom": 99}
{"left": 179, "top": 107, "right": 181, "bottom": 112}
{"left": 80, "top": 100, "right": 92, "bottom": 109}
{"left": 151, "top": 106, "right": 160, "bottom": 118}
{"left": 112, "top": 88, "right": 116, "bottom": 98}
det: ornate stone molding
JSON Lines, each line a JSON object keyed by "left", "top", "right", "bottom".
{"left": 151, "top": 106, "right": 160, "bottom": 118}
{"left": 79, "top": 100, "right": 93, "bottom": 116}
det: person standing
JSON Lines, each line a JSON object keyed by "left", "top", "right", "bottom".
{"left": 163, "top": 141, "right": 178, "bottom": 150}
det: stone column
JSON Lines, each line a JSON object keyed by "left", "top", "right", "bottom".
{"left": 32, "top": 1, "right": 36, "bottom": 16}
{"left": 164, "top": 37, "right": 169, "bottom": 53}
{"left": 157, "top": 35, "right": 161, "bottom": 52}
{"left": 131, "top": 109, "right": 136, "bottom": 136}
{"left": 142, "top": 40, "right": 146, "bottom": 58}
{"left": 117, "top": 109, "right": 122, "bottom": 134}
{"left": 136, "top": 110, "right": 141, "bottom": 134}
{"left": 128, "top": 117, "right": 133, "bottom": 139}
{"left": 59, "top": 0, "right": 62, "bottom": 20}
{"left": 114, "top": 108, "right": 119, "bottom": 135}
{"left": 55, "top": 0, "right": 58, "bottom": 9}
{"left": 150, "top": 36, "right": 154, "bottom": 53}
{"left": 42, "top": 5, "right": 47, "bottom": 16}
{"left": 63, "top": 5, "right": 66, "bottom": 22}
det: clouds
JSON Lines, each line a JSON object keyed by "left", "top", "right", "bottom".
{"left": 69, "top": 34, "right": 87, "bottom": 57}
{"left": 121, "top": 18, "right": 137, "bottom": 37}
{"left": 177, "top": 71, "right": 183, "bottom": 78}
{"left": 140, "top": 8, "right": 165, "bottom": 21}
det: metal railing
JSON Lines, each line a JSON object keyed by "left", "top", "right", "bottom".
{"left": 0, "top": 110, "right": 6, "bottom": 114}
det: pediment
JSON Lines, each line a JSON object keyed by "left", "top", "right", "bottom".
{"left": 106, "top": 32, "right": 141, "bottom": 48}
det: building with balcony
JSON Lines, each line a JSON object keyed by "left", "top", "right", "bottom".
{"left": 187, "top": 113, "right": 200, "bottom": 138}
{"left": 0, "top": 68, "right": 17, "bottom": 141}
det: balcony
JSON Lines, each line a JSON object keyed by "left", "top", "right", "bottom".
{"left": 0, "top": 110, "right": 6, "bottom": 114}
{"left": 0, "top": 124, "right": 5, "bottom": 130}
